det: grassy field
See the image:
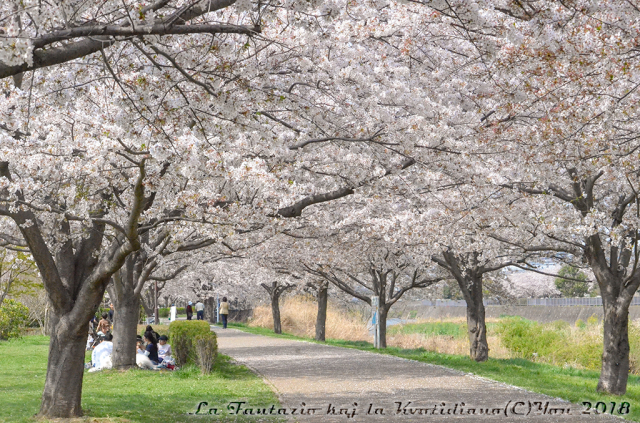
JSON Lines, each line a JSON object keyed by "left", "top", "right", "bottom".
{"left": 0, "top": 335, "right": 280, "bottom": 422}
{"left": 229, "top": 322, "right": 640, "bottom": 422}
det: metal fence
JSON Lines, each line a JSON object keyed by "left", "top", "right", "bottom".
{"left": 421, "top": 296, "right": 640, "bottom": 307}
{"left": 526, "top": 297, "right": 640, "bottom": 306}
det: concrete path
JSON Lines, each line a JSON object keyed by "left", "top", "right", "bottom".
{"left": 213, "top": 327, "right": 623, "bottom": 422}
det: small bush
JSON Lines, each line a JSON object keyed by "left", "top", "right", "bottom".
{"left": 587, "top": 314, "right": 599, "bottom": 326}
{"left": 497, "top": 317, "right": 565, "bottom": 358}
{"left": 0, "top": 299, "right": 29, "bottom": 340}
{"left": 575, "top": 319, "right": 586, "bottom": 329}
{"left": 169, "top": 320, "right": 212, "bottom": 366}
{"left": 195, "top": 332, "right": 218, "bottom": 374}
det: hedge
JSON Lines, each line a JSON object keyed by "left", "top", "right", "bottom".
{"left": 169, "top": 320, "right": 216, "bottom": 367}
{"left": 158, "top": 307, "right": 186, "bottom": 318}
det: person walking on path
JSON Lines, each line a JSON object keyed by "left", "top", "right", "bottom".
{"left": 195, "top": 300, "right": 205, "bottom": 320}
{"left": 219, "top": 297, "right": 229, "bottom": 329}
{"left": 169, "top": 304, "right": 177, "bottom": 322}
{"left": 186, "top": 302, "right": 193, "bottom": 320}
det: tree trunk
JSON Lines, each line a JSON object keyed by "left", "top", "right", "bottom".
{"left": 140, "top": 290, "right": 153, "bottom": 317}
{"left": 272, "top": 294, "right": 282, "bottom": 334}
{"left": 315, "top": 284, "right": 328, "bottom": 341}
{"left": 597, "top": 291, "right": 630, "bottom": 394}
{"left": 466, "top": 277, "right": 489, "bottom": 362}
{"left": 111, "top": 294, "right": 141, "bottom": 369}
{"left": 379, "top": 306, "right": 388, "bottom": 349}
{"left": 39, "top": 314, "right": 88, "bottom": 418}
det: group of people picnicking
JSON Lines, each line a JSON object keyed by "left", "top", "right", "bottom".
{"left": 86, "top": 313, "right": 175, "bottom": 371}
{"left": 84, "top": 296, "right": 230, "bottom": 371}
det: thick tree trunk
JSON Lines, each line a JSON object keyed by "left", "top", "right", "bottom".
{"left": 597, "top": 293, "right": 630, "bottom": 394}
{"left": 466, "top": 278, "right": 488, "bottom": 362}
{"left": 379, "top": 306, "right": 388, "bottom": 349}
{"left": 272, "top": 294, "right": 282, "bottom": 334}
{"left": 39, "top": 314, "right": 88, "bottom": 418}
{"left": 111, "top": 294, "right": 140, "bottom": 369}
{"left": 315, "top": 284, "right": 328, "bottom": 341}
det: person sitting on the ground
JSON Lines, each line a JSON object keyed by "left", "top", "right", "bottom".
{"left": 86, "top": 332, "right": 94, "bottom": 350}
{"left": 91, "top": 333, "right": 113, "bottom": 369}
{"left": 96, "top": 313, "right": 110, "bottom": 335}
{"left": 144, "top": 331, "right": 159, "bottom": 365}
{"left": 144, "top": 325, "right": 160, "bottom": 342}
{"left": 136, "top": 339, "right": 145, "bottom": 355}
{"left": 158, "top": 335, "right": 172, "bottom": 362}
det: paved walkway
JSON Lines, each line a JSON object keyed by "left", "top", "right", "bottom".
{"left": 213, "top": 328, "right": 622, "bottom": 422}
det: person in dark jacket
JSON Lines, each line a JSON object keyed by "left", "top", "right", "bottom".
{"left": 186, "top": 301, "right": 193, "bottom": 320}
{"left": 144, "top": 331, "right": 159, "bottom": 364}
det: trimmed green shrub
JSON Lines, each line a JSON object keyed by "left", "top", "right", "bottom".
{"left": 169, "top": 320, "right": 212, "bottom": 366}
{"left": 194, "top": 332, "right": 218, "bottom": 374}
{"left": 0, "top": 299, "right": 29, "bottom": 340}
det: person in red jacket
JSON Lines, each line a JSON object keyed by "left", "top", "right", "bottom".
{"left": 186, "top": 301, "right": 193, "bottom": 320}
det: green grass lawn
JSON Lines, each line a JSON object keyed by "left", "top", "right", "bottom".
{"left": 387, "top": 320, "right": 501, "bottom": 337}
{"left": 0, "top": 335, "right": 280, "bottom": 422}
{"left": 227, "top": 323, "right": 640, "bottom": 422}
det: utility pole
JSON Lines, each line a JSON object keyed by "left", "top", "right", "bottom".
{"left": 154, "top": 280, "right": 159, "bottom": 324}
{"left": 371, "top": 296, "right": 380, "bottom": 349}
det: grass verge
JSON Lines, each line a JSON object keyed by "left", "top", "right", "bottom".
{"left": 0, "top": 335, "right": 281, "bottom": 422}
{"left": 225, "top": 322, "right": 640, "bottom": 422}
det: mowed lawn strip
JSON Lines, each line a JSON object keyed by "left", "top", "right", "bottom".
{"left": 0, "top": 335, "right": 281, "bottom": 423}
{"left": 227, "top": 323, "right": 640, "bottom": 422}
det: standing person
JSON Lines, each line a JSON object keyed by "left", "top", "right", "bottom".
{"left": 89, "top": 314, "right": 99, "bottom": 335}
{"left": 108, "top": 303, "right": 114, "bottom": 323}
{"left": 186, "top": 302, "right": 193, "bottom": 321}
{"left": 170, "top": 304, "right": 177, "bottom": 322}
{"left": 219, "top": 297, "right": 229, "bottom": 329}
{"left": 195, "top": 300, "right": 204, "bottom": 320}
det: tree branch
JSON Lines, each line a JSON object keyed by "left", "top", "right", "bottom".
{"left": 32, "top": 24, "right": 260, "bottom": 49}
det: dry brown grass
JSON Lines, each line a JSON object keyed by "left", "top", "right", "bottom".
{"left": 249, "top": 296, "right": 370, "bottom": 341}
{"left": 386, "top": 332, "right": 512, "bottom": 358}
{"left": 249, "top": 296, "right": 514, "bottom": 357}
{"left": 386, "top": 317, "right": 512, "bottom": 358}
